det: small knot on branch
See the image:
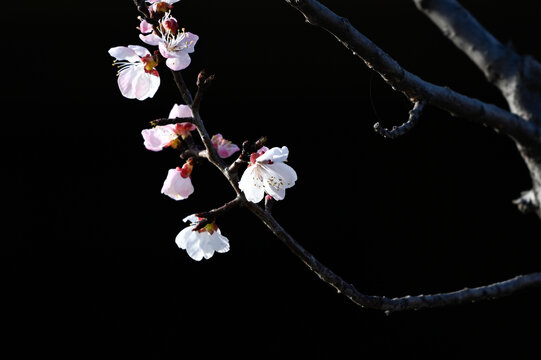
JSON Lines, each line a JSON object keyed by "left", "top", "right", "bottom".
{"left": 374, "top": 100, "right": 426, "bottom": 139}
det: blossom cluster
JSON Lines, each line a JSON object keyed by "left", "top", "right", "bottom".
{"left": 109, "top": 0, "right": 197, "bottom": 100}
{"left": 108, "top": 1, "right": 298, "bottom": 261}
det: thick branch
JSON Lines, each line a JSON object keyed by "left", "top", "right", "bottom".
{"left": 284, "top": 0, "right": 540, "bottom": 145}
{"left": 412, "top": 0, "right": 541, "bottom": 217}
{"left": 413, "top": 0, "right": 519, "bottom": 85}
{"left": 412, "top": 0, "right": 541, "bottom": 120}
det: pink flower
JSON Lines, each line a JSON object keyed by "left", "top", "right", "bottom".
{"left": 141, "top": 104, "right": 196, "bottom": 151}
{"left": 238, "top": 146, "right": 297, "bottom": 203}
{"left": 109, "top": 45, "right": 160, "bottom": 100}
{"left": 175, "top": 215, "right": 230, "bottom": 261}
{"left": 139, "top": 13, "right": 198, "bottom": 71}
{"left": 142, "top": 125, "right": 178, "bottom": 151}
{"left": 161, "top": 160, "right": 194, "bottom": 200}
{"left": 211, "top": 134, "right": 240, "bottom": 158}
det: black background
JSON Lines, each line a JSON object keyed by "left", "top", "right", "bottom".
{"left": 4, "top": 1, "right": 541, "bottom": 358}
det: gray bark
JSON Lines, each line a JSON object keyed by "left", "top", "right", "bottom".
{"left": 412, "top": 0, "right": 541, "bottom": 217}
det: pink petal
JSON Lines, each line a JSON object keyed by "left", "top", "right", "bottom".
{"left": 168, "top": 104, "right": 193, "bottom": 119}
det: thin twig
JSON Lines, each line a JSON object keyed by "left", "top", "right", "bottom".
{"left": 193, "top": 197, "right": 242, "bottom": 231}
{"left": 374, "top": 101, "right": 425, "bottom": 139}
{"left": 150, "top": 117, "right": 194, "bottom": 127}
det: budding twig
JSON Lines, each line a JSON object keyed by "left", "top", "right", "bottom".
{"left": 192, "top": 70, "right": 215, "bottom": 111}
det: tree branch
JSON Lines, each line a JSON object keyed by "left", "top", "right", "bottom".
{"left": 411, "top": 0, "right": 541, "bottom": 217}
{"left": 245, "top": 200, "right": 541, "bottom": 311}
{"left": 412, "top": 0, "right": 541, "bottom": 119}
{"left": 284, "top": 0, "right": 540, "bottom": 146}
{"left": 150, "top": 117, "right": 194, "bottom": 127}
{"left": 374, "top": 100, "right": 425, "bottom": 139}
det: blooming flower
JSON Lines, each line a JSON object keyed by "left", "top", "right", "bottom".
{"left": 161, "top": 160, "right": 194, "bottom": 200}
{"left": 238, "top": 146, "right": 297, "bottom": 203}
{"left": 175, "top": 215, "right": 230, "bottom": 261}
{"left": 141, "top": 104, "right": 195, "bottom": 151}
{"left": 139, "top": 12, "right": 198, "bottom": 71}
{"left": 211, "top": 134, "right": 240, "bottom": 158}
{"left": 109, "top": 45, "right": 160, "bottom": 100}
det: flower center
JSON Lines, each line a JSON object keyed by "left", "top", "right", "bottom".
{"left": 141, "top": 53, "right": 159, "bottom": 76}
{"left": 159, "top": 12, "right": 179, "bottom": 34}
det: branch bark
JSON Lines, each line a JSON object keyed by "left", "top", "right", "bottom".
{"left": 412, "top": 0, "right": 541, "bottom": 217}
{"left": 284, "top": 0, "right": 541, "bottom": 216}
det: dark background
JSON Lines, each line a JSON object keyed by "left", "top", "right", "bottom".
{"left": 4, "top": 0, "right": 541, "bottom": 358}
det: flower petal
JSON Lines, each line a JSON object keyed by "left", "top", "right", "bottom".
{"left": 135, "top": 72, "right": 160, "bottom": 100}
{"left": 161, "top": 169, "right": 194, "bottom": 200}
{"left": 175, "top": 226, "right": 193, "bottom": 249}
{"left": 128, "top": 45, "right": 151, "bottom": 58}
{"left": 257, "top": 146, "right": 289, "bottom": 163}
{"left": 259, "top": 162, "right": 297, "bottom": 201}
{"left": 117, "top": 65, "right": 141, "bottom": 99}
{"left": 166, "top": 54, "right": 191, "bottom": 71}
{"left": 183, "top": 32, "right": 199, "bottom": 54}
{"left": 239, "top": 166, "right": 265, "bottom": 203}
{"left": 183, "top": 214, "right": 200, "bottom": 224}
{"left": 211, "top": 230, "right": 230, "bottom": 254}
{"left": 185, "top": 231, "right": 205, "bottom": 261}
{"left": 108, "top": 46, "right": 139, "bottom": 62}
{"left": 168, "top": 104, "right": 194, "bottom": 119}
{"left": 139, "top": 33, "right": 161, "bottom": 46}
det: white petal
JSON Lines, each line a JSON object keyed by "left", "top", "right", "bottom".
{"left": 128, "top": 45, "right": 151, "bottom": 58}
{"left": 134, "top": 73, "right": 160, "bottom": 100}
{"left": 117, "top": 65, "right": 141, "bottom": 99}
{"left": 257, "top": 146, "right": 289, "bottom": 163}
{"left": 175, "top": 226, "right": 193, "bottom": 249}
{"left": 185, "top": 232, "right": 205, "bottom": 261}
{"left": 259, "top": 162, "right": 297, "bottom": 201}
{"left": 183, "top": 32, "right": 199, "bottom": 54}
{"left": 108, "top": 46, "right": 139, "bottom": 62}
{"left": 182, "top": 214, "right": 199, "bottom": 224}
{"left": 166, "top": 54, "right": 191, "bottom": 71}
{"left": 239, "top": 167, "right": 265, "bottom": 203}
{"left": 139, "top": 33, "right": 161, "bottom": 46}
{"left": 210, "top": 231, "right": 230, "bottom": 254}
